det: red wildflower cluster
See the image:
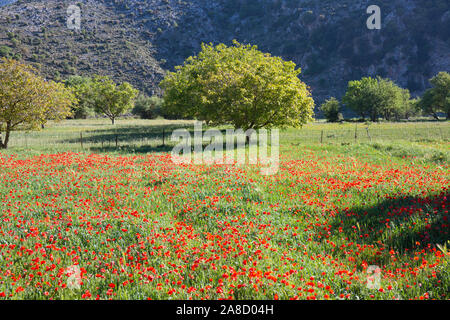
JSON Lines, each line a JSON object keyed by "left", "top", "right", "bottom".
{"left": 0, "top": 151, "right": 448, "bottom": 300}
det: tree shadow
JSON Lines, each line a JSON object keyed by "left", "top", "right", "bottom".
{"left": 60, "top": 124, "right": 270, "bottom": 154}
{"left": 59, "top": 124, "right": 191, "bottom": 145}
{"left": 326, "top": 192, "right": 449, "bottom": 263}
{"left": 88, "top": 144, "right": 175, "bottom": 154}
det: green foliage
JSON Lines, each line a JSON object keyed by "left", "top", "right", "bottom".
{"left": 160, "top": 40, "right": 315, "bottom": 130}
{"left": 0, "top": 58, "right": 75, "bottom": 149}
{"left": 66, "top": 75, "right": 139, "bottom": 122}
{"left": 64, "top": 75, "right": 95, "bottom": 119}
{"left": 342, "top": 77, "right": 412, "bottom": 121}
{"left": 132, "top": 94, "right": 164, "bottom": 119}
{"left": 320, "top": 97, "right": 342, "bottom": 122}
{"left": 419, "top": 72, "right": 450, "bottom": 119}
{"left": 0, "top": 45, "right": 12, "bottom": 58}
{"left": 392, "top": 92, "right": 420, "bottom": 120}
{"left": 88, "top": 76, "right": 139, "bottom": 124}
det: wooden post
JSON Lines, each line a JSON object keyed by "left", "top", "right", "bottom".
{"left": 162, "top": 128, "right": 165, "bottom": 147}
{"left": 80, "top": 132, "right": 83, "bottom": 149}
{"left": 320, "top": 130, "right": 324, "bottom": 144}
{"left": 366, "top": 127, "right": 372, "bottom": 142}
{"left": 115, "top": 134, "right": 118, "bottom": 148}
{"left": 354, "top": 124, "right": 358, "bottom": 142}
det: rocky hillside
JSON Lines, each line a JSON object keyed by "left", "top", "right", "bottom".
{"left": 1, "top": 0, "right": 449, "bottom": 109}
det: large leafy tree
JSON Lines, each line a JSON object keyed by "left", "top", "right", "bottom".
{"left": 419, "top": 72, "right": 450, "bottom": 120}
{"left": 342, "top": 76, "right": 409, "bottom": 121}
{"left": 88, "top": 76, "right": 138, "bottom": 125}
{"left": 0, "top": 58, "right": 75, "bottom": 149}
{"left": 160, "top": 41, "right": 314, "bottom": 130}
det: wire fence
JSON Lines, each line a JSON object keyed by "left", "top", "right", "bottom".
{"left": 5, "top": 123, "right": 450, "bottom": 151}
{"left": 283, "top": 125, "right": 450, "bottom": 144}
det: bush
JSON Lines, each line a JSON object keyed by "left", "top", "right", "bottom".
{"left": 320, "top": 97, "right": 343, "bottom": 122}
{"left": 0, "top": 45, "right": 12, "bottom": 58}
{"left": 132, "top": 95, "right": 163, "bottom": 119}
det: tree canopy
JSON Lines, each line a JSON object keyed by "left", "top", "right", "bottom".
{"left": 87, "top": 76, "right": 138, "bottom": 124}
{"left": 320, "top": 97, "right": 342, "bottom": 122}
{"left": 132, "top": 94, "right": 164, "bottom": 119}
{"left": 342, "top": 76, "right": 411, "bottom": 121}
{"left": 64, "top": 75, "right": 95, "bottom": 119}
{"left": 419, "top": 72, "right": 450, "bottom": 119}
{"left": 160, "top": 41, "right": 315, "bottom": 130}
{"left": 0, "top": 58, "right": 75, "bottom": 149}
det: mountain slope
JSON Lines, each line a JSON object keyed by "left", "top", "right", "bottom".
{"left": 0, "top": 0, "right": 165, "bottom": 95}
{"left": 1, "top": 0, "right": 449, "bottom": 109}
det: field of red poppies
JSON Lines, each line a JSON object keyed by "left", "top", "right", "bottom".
{"left": 0, "top": 139, "right": 449, "bottom": 300}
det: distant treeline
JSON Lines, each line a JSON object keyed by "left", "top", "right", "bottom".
{"left": 320, "top": 72, "right": 450, "bottom": 122}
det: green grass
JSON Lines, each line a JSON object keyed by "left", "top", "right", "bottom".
{"left": 4, "top": 118, "right": 450, "bottom": 154}
{"left": 0, "top": 119, "right": 449, "bottom": 300}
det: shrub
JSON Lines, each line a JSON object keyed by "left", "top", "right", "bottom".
{"left": 132, "top": 95, "right": 163, "bottom": 119}
{"left": 320, "top": 97, "right": 342, "bottom": 122}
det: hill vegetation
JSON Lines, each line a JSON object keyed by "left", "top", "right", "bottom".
{"left": 1, "top": 0, "right": 449, "bottom": 114}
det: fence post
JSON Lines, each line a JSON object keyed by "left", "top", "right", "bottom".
{"left": 115, "top": 134, "right": 118, "bottom": 148}
{"left": 80, "top": 132, "right": 83, "bottom": 149}
{"left": 366, "top": 127, "right": 372, "bottom": 142}
{"left": 162, "top": 128, "right": 165, "bottom": 147}
{"left": 354, "top": 124, "right": 358, "bottom": 142}
{"left": 320, "top": 130, "right": 324, "bottom": 144}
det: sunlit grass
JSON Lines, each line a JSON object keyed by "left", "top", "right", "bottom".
{"left": 0, "top": 119, "right": 449, "bottom": 300}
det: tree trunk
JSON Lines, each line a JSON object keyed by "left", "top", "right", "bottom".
{"left": 1, "top": 122, "right": 11, "bottom": 149}
{"left": 111, "top": 117, "right": 115, "bottom": 125}
{"left": 370, "top": 114, "right": 377, "bottom": 122}
{"left": 246, "top": 130, "right": 256, "bottom": 146}
{"left": 432, "top": 112, "right": 439, "bottom": 121}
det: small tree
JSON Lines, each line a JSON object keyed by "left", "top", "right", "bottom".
{"left": 65, "top": 75, "right": 95, "bottom": 119}
{"left": 161, "top": 41, "right": 314, "bottom": 131}
{"left": 392, "top": 90, "right": 419, "bottom": 120}
{"left": 0, "top": 58, "right": 75, "bottom": 149}
{"left": 342, "top": 76, "right": 407, "bottom": 121}
{"left": 41, "top": 80, "right": 77, "bottom": 129}
{"left": 132, "top": 94, "right": 163, "bottom": 119}
{"left": 89, "top": 76, "right": 138, "bottom": 124}
{"left": 320, "top": 97, "right": 342, "bottom": 122}
{"left": 419, "top": 72, "right": 450, "bottom": 120}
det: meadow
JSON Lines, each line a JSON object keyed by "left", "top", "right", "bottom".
{"left": 0, "top": 119, "right": 449, "bottom": 300}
